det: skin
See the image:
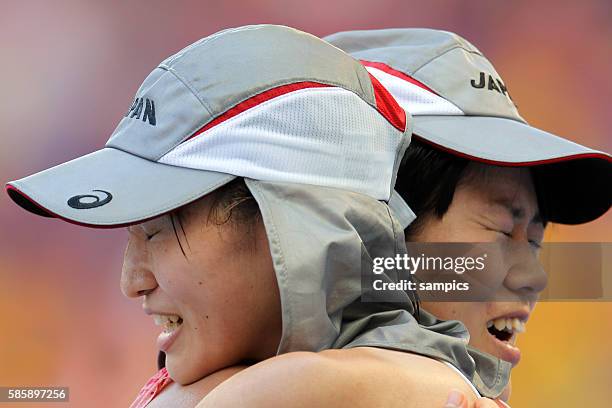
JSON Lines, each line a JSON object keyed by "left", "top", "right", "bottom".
{"left": 122, "top": 169, "right": 535, "bottom": 406}
{"left": 414, "top": 165, "right": 547, "bottom": 401}
{"left": 195, "top": 348, "right": 500, "bottom": 408}
{"left": 121, "top": 193, "right": 282, "bottom": 385}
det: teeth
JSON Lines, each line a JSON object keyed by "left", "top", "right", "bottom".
{"left": 487, "top": 317, "right": 526, "bottom": 334}
{"left": 513, "top": 318, "right": 526, "bottom": 333}
{"left": 494, "top": 319, "right": 506, "bottom": 331}
{"left": 152, "top": 314, "right": 183, "bottom": 332}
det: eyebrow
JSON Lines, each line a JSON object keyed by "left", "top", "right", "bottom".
{"left": 491, "top": 197, "right": 543, "bottom": 225}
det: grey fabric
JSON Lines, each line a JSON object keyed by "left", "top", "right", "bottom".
{"left": 325, "top": 28, "right": 612, "bottom": 225}
{"left": 324, "top": 28, "right": 522, "bottom": 122}
{"left": 107, "top": 24, "right": 376, "bottom": 161}
{"left": 6, "top": 24, "right": 408, "bottom": 227}
{"left": 7, "top": 148, "right": 235, "bottom": 226}
{"left": 245, "top": 179, "right": 511, "bottom": 398}
{"left": 388, "top": 189, "right": 416, "bottom": 229}
{"left": 413, "top": 116, "right": 603, "bottom": 163}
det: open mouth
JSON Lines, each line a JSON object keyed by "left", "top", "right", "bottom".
{"left": 153, "top": 314, "right": 184, "bottom": 333}
{"left": 486, "top": 317, "right": 525, "bottom": 342}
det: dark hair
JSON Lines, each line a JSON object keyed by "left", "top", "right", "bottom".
{"left": 396, "top": 138, "right": 550, "bottom": 240}
{"left": 170, "top": 178, "right": 260, "bottom": 257}
{"left": 206, "top": 178, "right": 260, "bottom": 226}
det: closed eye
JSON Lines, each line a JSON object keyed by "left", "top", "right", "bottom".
{"left": 528, "top": 239, "right": 542, "bottom": 249}
{"left": 484, "top": 226, "right": 541, "bottom": 249}
{"left": 498, "top": 230, "right": 541, "bottom": 248}
{"left": 484, "top": 226, "right": 512, "bottom": 238}
{"left": 146, "top": 230, "right": 161, "bottom": 241}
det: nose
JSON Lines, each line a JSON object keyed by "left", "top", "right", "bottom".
{"left": 121, "top": 235, "right": 158, "bottom": 298}
{"left": 503, "top": 242, "right": 548, "bottom": 300}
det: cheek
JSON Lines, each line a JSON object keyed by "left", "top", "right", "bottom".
{"left": 469, "top": 243, "right": 512, "bottom": 293}
{"left": 147, "top": 239, "right": 214, "bottom": 311}
{"left": 421, "top": 301, "right": 459, "bottom": 320}
{"left": 162, "top": 233, "right": 274, "bottom": 324}
{"left": 421, "top": 301, "right": 486, "bottom": 339}
{"left": 422, "top": 301, "right": 480, "bottom": 323}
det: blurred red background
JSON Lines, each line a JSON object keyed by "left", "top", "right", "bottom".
{"left": 0, "top": 1, "right": 610, "bottom": 407}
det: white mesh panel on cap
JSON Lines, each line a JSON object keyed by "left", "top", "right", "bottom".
{"left": 158, "top": 87, "right": 403, "bottom": 200}
{"left": 365, "top": 66, "right": 464, "bottom": 116}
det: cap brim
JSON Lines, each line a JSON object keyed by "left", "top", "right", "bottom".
{"left": 5, "top": 147, "right": 236, "bottom": 228}
{"left": 413, "top": 115, "right": 612, "bottom": 224}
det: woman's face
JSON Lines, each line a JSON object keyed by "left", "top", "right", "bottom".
{"left": 120, "top": 193, "right": 282, "bottom": 385}
{"left": 413, "top": 165, "right": 547, "bottom": 368}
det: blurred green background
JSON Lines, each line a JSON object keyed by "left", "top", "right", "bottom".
{"left": 0, "top": 1, "right": 610, "bottom": 406}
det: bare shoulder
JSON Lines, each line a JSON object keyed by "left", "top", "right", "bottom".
{"left": 146, "top": 365, "right": 247, "bottom": 408}
{"left": 196, "top": 347, "right": 479, "bottom": 408}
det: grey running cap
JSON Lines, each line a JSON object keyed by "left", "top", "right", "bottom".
{"left": 325, "top": 28, "right": 612, "bottom": 224}
{"left": 6, "top": 24, "right": 411, "bottom": 227}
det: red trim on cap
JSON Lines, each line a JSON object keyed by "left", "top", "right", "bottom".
{"left": 413, "top": 134, "right": 612, "bottom": 166}
{"left": 186, "top": 78, "right": 407, "bottom": 141}
{"left": 368, "top": 73, "right": 407, "bottom": 132}
{"left": 186, "top": 82, "right": 332, "bottom": 141}
{"left": 5, "top": 184, "right": 165, "bottom": 229}
{"left": 360, "top": 60, "right": 438, "bottom": 95}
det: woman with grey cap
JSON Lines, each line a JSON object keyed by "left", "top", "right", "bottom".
{"left": 325, "top": 27, "right": 612, "bottom": 404}
{"left": 6, "top": 25, "right": 507, "bottom": 407}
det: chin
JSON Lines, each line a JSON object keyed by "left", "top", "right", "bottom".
{"left": 165, "top": 358, "right": 200, "bottom": 385}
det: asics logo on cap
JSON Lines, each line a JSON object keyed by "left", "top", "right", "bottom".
{"left": 67, "top": 190, "right": 113, "bottom": 209}
{"left": 125, "top": 97, "right": 156, "bottom": 126}
{"left": 470, "top": 72, "right": 514, "bottom": 102}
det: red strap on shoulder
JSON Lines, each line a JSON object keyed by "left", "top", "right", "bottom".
{"left": 129, "top": 368, "right": 173, "bottom": 408}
